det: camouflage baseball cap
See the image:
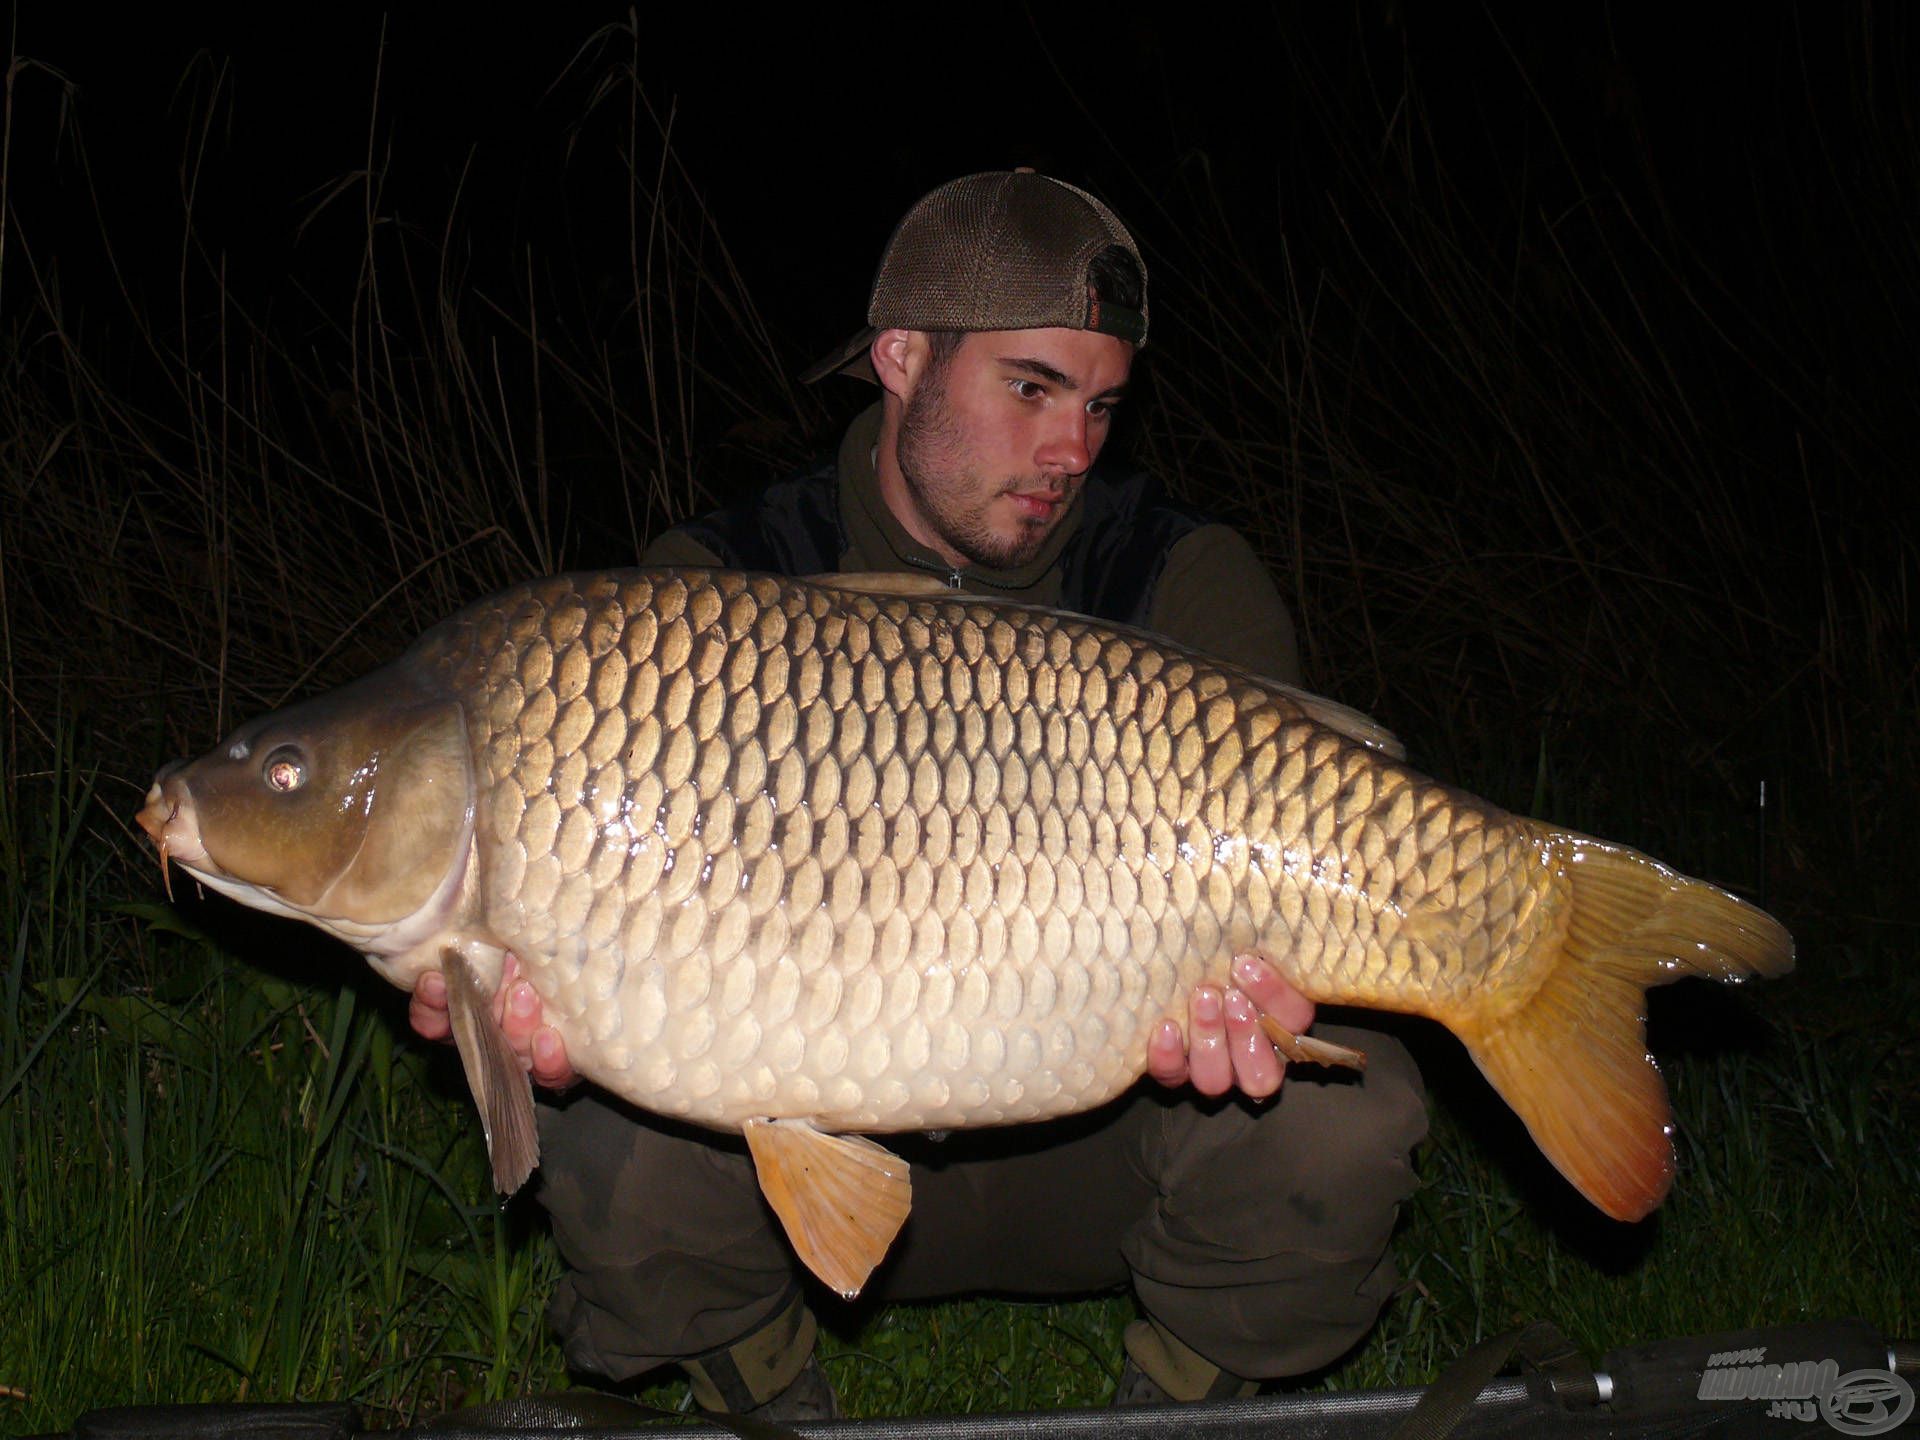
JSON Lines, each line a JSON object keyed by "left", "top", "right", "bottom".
{"left": 799, "top": 169, "right": 1149, "bottom": 384}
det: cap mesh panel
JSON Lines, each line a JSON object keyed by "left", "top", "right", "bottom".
{"left": 865, "top": 172, "right": 1147, "bottom": 342}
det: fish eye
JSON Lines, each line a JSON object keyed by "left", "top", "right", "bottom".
{"left": 263, "top": 746, "right": 307, "bottom": 793}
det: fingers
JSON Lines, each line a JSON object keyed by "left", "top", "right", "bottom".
{"left": 408, "top": 969, "right": 451, "bottom": 1041}
{"left": 1231, "top": 953, "right": 1315, "bottom": 1033}
{"left": 493, "top": 954, "right": 580, "bottom": 1091}
{"left": 1223, "top": 987, "right": 1283, "bottom": 1099}
{"left": 1223, "top": 952, "right": 1313, "bottom": 1100}
{"left": 1149, "top": 954, "right": 1318, "bottom": 1101}
{"left": 411, "top": 958, "right": 579, "bottom": 1091}
{"left": 1185, "top": 986, "right": 1233, "bottom": 1096}
{"left": 500, "top": 977, "right": 543, "bottom": 1047}
{"left": 528, "top": 1026, "right": 579, "bottom": 1091}
{"left": 1150, "top": 953, "right": 1317, "bottom": 1100}
{"left": 1145, "top": 1018, "right": 1191, "bottom": 1087}
{"left": 490, "top": 953, "right": 526, "bottom": 1028}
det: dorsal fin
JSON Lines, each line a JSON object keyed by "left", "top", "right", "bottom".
{"left": 800, "top": 570, "right": 955, "bottom": 598}
{"left": 1271, "top": 682, "right": 1406, "bottom": 760}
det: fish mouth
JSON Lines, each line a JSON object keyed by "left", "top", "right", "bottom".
{"left": 137, "top": 766, "right": 217, "bottom": 900}
{"left": 135, "top": 772, "right": 310, "bottom": 923}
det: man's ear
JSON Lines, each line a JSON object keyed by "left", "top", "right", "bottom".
{"left": 871, "top": 328, "right": 927, "bottom": 400}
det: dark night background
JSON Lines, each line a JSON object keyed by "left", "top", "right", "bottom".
{"left": 14, "top": 5, "right": 1908, "bottom": 432}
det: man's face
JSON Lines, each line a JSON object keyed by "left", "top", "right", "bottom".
{"left": 892, "top": 328, "right": 1132, "bottom": 570}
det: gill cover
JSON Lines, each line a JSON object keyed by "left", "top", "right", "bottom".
{"left": 183, "top": 665, "right": 471, "bottom": 925}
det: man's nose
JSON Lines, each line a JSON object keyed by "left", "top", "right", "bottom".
{"left": 1037, "top": 410, "right": 1092, "bottom": 477}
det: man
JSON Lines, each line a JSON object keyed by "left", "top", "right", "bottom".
{"left": 412, "top": 170, "right": 1427, "bottom": 1419}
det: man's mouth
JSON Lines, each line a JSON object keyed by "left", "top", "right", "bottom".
{"left": 1004, "top": 489, "right": 1066, "bottom": 521}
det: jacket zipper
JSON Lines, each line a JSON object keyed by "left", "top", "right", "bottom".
{"left": 902, "top": 555, "right": 966, "bottom": 590}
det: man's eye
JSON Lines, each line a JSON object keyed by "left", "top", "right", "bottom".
{"left": 1088, "top": 399, "right": 1119, "bottom": 419}
{"left": 1010, "top": 379, "right": 1046, "bottom": 401}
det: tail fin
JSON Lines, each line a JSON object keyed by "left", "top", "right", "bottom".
{"left": 1454, "top": 824, "right": 1794, "bottom": 1222}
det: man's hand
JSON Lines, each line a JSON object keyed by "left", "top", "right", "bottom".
{"left": 1146, "top": 953, "right": 1313, "bottom": 1100}
{"left": 408, "top": 953, "right": 579, "bottom": 1091}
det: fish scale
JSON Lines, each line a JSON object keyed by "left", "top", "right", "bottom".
{"left": 411, "top": 570, "right": 1535, "bottom": 1133}
{"left": 139, "top": 565, "right": 1792, "bottom": 1293}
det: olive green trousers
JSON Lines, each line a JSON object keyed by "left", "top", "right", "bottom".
{"left": 535, "top": 1021, "right": 1427, "bottom": 1396}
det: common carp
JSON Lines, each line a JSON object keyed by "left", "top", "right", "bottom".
{"left": 138, "top": 568, "right": 1792, "bottom": 1296}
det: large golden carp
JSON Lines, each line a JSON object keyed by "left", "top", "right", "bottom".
{"left": 138, "top": 568, "right": 1791, "bottom": 1296}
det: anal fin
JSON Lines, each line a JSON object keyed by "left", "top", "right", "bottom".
{"left": 441, "top": 949, "right": 540, "bottom": 1194}
{"left": 743, "top": 1118, "right": 911, "bottom": 1300}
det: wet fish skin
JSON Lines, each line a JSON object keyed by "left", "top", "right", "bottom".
{"left": 138, "top": 567, "right": 1793, "bottom": 1285}
{"left": 420, "top": 570, "right": 1527, "bottom": 1134}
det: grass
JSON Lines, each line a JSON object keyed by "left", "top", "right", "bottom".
{"left": 3, "top": 9, "right": 1918, "bottom": 1435}
{"left": 4, "top": 761, "right": 1911, "bottom": 1433}
{"left": 0, "top": 743, "right": 569, "bottom": 1428}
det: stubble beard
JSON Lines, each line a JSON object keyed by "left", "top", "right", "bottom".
{"left": 897, "top": 370, "right": 1057, "bottom": 571}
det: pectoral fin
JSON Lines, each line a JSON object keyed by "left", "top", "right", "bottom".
{"left": 441, "top": 949, "right": 540, "bottom": 1193}
{"left": 742, "top": 1118, "right": 912, "bottom": 1300}
{"left": 1259, "top": 1015, "right": 1368, "bottom": 1071}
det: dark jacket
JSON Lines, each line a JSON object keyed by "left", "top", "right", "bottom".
{"left": 642, "top": 405, "right": 1301, "bottom": 683}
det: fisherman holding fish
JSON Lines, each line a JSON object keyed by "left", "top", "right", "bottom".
{"left": 408, "top": 171, "right": 1431, "bottom": 1417}
{"left": 142, "top": 166, "right": 1789, "bottom": 1424}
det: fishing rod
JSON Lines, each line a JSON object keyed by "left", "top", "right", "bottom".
{"left": 39, "top": 1317, "right": 1918, "bottom": 1440}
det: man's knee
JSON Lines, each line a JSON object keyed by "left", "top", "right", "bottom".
{"left": 1262, "top": 1024, "right": 1428, "bottom": 1250}
{"left": 1125, "top": 1025, "right": 1428, "bottom": 1377}
{"left": 1151, "top": 1025, "right": 1426, "bottom": 1257}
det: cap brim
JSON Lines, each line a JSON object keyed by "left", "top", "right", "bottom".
{"left": 798, "top": 326, "right": 880, "bottom": 385}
